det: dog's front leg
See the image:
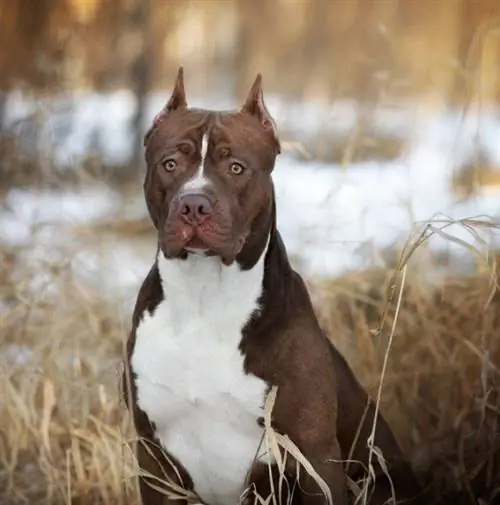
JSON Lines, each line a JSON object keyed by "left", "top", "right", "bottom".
{"left": 243, "top": 439, "right": 348, "bottom": 505}
{"left": 292, "top": 437, "right": 348, "bottom": 505}
{"left": 136, "top": 436, "right": 189, "bottom": 505}
{"left": 122, "top": 370, "right": 194, "bottom": 505}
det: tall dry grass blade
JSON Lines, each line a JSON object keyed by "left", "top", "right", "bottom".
{"left": 41, "top": 377, "right": 56, "bottom": 457}
{"left": 66, "top": 449, "right": 72, "bottom": 505}
{"left": 361, "top": 265, "right": 408, "bottom": 505}
{"left": 263, "top": 386, "right": 283, "bottom": 505}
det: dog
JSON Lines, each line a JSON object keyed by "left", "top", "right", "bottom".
{"left": 122, "top": 67, "right": 424, "bottom": 505}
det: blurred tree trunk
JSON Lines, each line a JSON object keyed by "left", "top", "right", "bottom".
{"left": 0, "top": 93, "right": 5, "bottom": 133}
{"left": 455, "top": 0, "right": 500, "bottom": 105}
{"left": 125, "top": 0, "right": 153, "bottom": 175}
{"left": 234, "top": 0, "right": 251, "bottom": 98}
{"left": 234, "top": 0, "right": 272, "bottom": 98}
{"left": 301, "top": 0, "right": 330, "bottom": 101}
{"left": 206, "top": 1, "right": 239, "bottom": 103}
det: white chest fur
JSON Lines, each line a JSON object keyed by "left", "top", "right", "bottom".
{"left": 131, "top": 248, "right": 271, "bottom": 505}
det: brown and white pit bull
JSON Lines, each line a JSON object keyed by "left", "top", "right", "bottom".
{"left": 122, "top": 68, "right": 424, "bottom": 505}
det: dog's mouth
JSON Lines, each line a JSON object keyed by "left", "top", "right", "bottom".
{"left": 184, "top": 235, "right": 212, "bottom": 255}
{"left": 162, "top": 224, "right": 247, "bottom": 264}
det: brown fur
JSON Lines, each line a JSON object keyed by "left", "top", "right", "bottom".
{"left": 122, "top": 68, "right": 425, "bottom": 505}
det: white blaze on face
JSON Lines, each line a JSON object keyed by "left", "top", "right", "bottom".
{"left": 182, "top": 133, "right": 210, "bottom": 191}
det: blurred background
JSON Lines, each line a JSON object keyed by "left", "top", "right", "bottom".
{"left": 1, "top": 1, "right": 500, "bottom": 504}
{"left": 1, "top": 0, "right": 500, "bottom": 289}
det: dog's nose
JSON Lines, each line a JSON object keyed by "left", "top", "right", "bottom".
{"left": 178, "top": 193, "right": 214, "bottom": 225}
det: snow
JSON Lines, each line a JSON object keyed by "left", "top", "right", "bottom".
{"left": 1, "top": 89, "right": 500, "bottom": 301}
{"left": 1, "top": 185, "right": 120, "bottom": 244}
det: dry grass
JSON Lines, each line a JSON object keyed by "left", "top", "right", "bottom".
{"left": 1, "top": 218, "right": 500, "bottom": 505}
{"left": 314, "top": 258, "right": 500, "bottom": 502}
{"left": 0, "top": 248, "right": 139, "bottom": 504}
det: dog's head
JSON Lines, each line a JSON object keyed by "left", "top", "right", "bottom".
{"left": 143, "top": 68, "right": 281, "bottom": 266}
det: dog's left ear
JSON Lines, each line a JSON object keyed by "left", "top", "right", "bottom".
{"left": 144, "top": 67, "right": 187, "bottom": 146}
{"left": 241, "top": 74, "right": 281, "bottom": 155}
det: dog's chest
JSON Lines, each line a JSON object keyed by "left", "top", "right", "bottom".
{"left": 131, "top": 264, "right": 269, "bottom": 505}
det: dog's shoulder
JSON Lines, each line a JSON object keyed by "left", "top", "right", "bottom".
{"left": 131, "top": 260, "right": 164, "bottom": 332}
{"left": 122, "top": 261, "right": 164, "bottom": 415}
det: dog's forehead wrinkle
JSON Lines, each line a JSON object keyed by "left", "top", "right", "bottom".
{"left": 215, "top": 117, "right": 272, "bottom": 149}
{"left": 149, "top": 108, "right": 210, "bottom": 144}
{"left": 180, "top": 132, "right": 211, "bottom": 192}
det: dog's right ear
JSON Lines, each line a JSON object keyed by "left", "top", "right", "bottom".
{"left": 144, "top": 67, "right": 187, "bottom": 146}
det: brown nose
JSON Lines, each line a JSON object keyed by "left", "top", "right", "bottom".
{"left": 178, "top": 193, "right": 214, "bottom": 225}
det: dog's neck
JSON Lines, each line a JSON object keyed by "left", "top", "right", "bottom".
{"left": 155, "top": 190, "right": 295, "bottom": 329}
{"left": 156, "top": 231, "right": 269, "bottom": 311}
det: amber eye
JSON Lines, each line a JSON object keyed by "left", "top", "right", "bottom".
{"left": 230, "top": 162, "right": 244, "bottom": 175}
{"left": 163, "top": 159, "right": 177, "bottom": 172}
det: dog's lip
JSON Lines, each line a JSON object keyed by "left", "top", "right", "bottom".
{"left": 184, "top": 234, "right": 213, "bottom": 256}
{"left": 168, "top": 223, "right": 245, "bottom": 261}
{"left": 185, "top": 246, "right": 209, "bottom": 255}
{"left": 186, "top": 234, "right": 208, "bottom": 248}
{"left": 185, "top": 232, "right": 248, "bottom": 262}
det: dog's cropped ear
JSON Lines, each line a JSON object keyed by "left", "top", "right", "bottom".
{"left": 164, "top": 66, "right": 187, "bottom": 112}
{"left": 241, "top": 74, "right": 281, "bottom": 154}
{"left": 144, "top": 67, "right": 187, "bottom": 146}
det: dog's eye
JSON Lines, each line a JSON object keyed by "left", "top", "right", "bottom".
{"left": 163, "top": 159, "right": 177, "bottom": 172}
{"left": 230, "top": 162, "right": 244, "bottom": 175}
